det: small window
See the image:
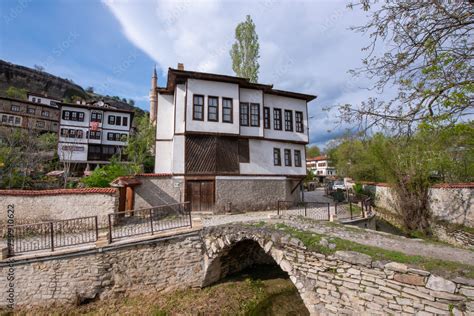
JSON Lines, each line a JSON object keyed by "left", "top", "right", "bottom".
{"left": 284, "top": 110, "right": 293, "bottom": 132}
{"left": 41, "top": 110, "right": 49, "bottom": 117}
{"left": 115, "top": 133, "right": 121, "bottom": 141}
{"left": 116, "top": 116, "right": 122, "bottom": 126}
{"left": 273, "top": 148, "right": 281, "bottom": 166}
{"left": 193, "top": 95, "right": 204, "bottom": 121}
{"left": 63, "top": 110, "right": 70, "bottom": 120}
{"left": 250, "top": 103, "right": 260, "bottom": 127}
{"left": 71, "top": 112, "right": 77, "bottom": 121}
{"left": 1, "top": 115, "right": 7, "bottom": 123}
{"left": 37, "top": 98, "right": 41, "bottom": 103}
{"left": 78, "top": 112, "right": 85, "bottom": 122}
{"left": 8, "top": 116, "right": 13, "bottom": 124}
{"left": 273, "top": 108, "right": 282, "bottom": 130}
{"left": 238, "top": 139, "right": 250, "bottom": 163}
{"left": 294, "top": 150, "right": 302, "bottom": 167}
{"left": 108, "top": 115, "right": 115, "bottom": 125}
{"left": 107, "top": 132, "right": 114, "bottom": 141}
{"left": 60, "top": 129, "right": 68, "bottom": 137}
{"left": 76, "top": 130, "right": 83, "bottom": 138}
{"left": 208, "top": 96, "right": 219, "bottom": 122}
{"left": 122, "top": 116, "right": 128, "bottom": 126}
{"left": 121, "top": 133, "right": 127, "bottom": 141}
{"left": 240, "top": 102, "right": 249, "bottom": 126}
{"left": 32, "top": 97, "right": 36, "bottom": 102}
{"left": 295, "top": 111, "right": 304, "bottom": 133}
{"left": 284, "top": 149, "right": 292, "bottom": 166}
{"left": 36, "top": 120, "right": 45, "bottom": 128}
{"left": 69, "top": 129, "right": 76, "bottom": 138}
{"left": 264, "top": 107, "right": 270, "bottom": 129}
{"left": 14, "top": 117, "right": 21, "bottom": 125}
{"left": 11, "top": 105, "right": 20, "bottom": 112}
{"left": 222, "top": 98, "right": 233, "bottom": 123}
{"left": 28, "top": 107, "right": 35, "bottom": 114}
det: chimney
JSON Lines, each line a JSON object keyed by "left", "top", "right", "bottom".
{"left": 177, "top": 63, "right": 184, "bottom": 71}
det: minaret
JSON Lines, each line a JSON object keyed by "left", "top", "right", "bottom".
{"left": 149, "top": 65, "right": 158, "bottom": 125}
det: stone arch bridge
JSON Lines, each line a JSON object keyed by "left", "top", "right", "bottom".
{"left": 1, "top": 224, "right": 473, "bottom": 315}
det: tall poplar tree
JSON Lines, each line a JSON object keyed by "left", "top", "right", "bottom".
{"left": 230, "top": 15, "right": 260, "bottom": 83}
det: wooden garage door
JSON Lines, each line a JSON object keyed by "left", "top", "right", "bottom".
{"left": 186, "top": 180, "right": 215, "bottom": 212}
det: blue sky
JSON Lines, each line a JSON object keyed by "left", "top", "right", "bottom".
{"left": 0, "top": 0, "right": 375, "bottom": 148}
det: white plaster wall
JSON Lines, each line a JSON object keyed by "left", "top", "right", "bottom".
{"left": 155, "top": 141, "right": 173, "bottom": 173}
{"left": 186, "top": 79, "right": 239, "bottom": 134}
{"left": 0, "top": 192, "right": 118, "bottom": 226}
{"left": 60, "top": 105, "right": 90, "bottom": 128}
{"left": 157, "top": 94, "right": 175, "bottom": 139}
{"left": 240, "top": 88, "right": 264, "bottom": 137}
{"left": 102, "top": 111, "right": 131, "bottom": 131}
{"left": 239, "top": 139, "right": 306, "bottom": 175}
{"left": 263, "top": 94, "right": 308, "bottom": 143}
{"left": 175, "top": 84, "right": 186, "bottom": 134}
{"left": 58, "top": 142, "right": 88, "bottom": 162}
{"left": 172, "top": 135, "right": 185, "bottom": 174}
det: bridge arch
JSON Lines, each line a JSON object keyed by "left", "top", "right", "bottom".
{"left": 201, "top": 226, "right": 321, "bottom": 314}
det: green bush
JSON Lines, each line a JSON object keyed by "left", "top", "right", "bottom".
{"left": 81, "top": 159, "right": 140, "bottom": 188}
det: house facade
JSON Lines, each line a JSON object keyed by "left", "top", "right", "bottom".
{"left": 57, "top": 100, "right": 133, "bottom": 168}
{"left": 27, "top": 92, "right": 61, "bottom": 107}
{"left": 306, "top": 155, "right": 336, "bottom": 182}
{"left": 151, "top": 66, "right": 316, "bottom": 212}
{"left": 0, "top": 96, "right": 60, "bottom": 133}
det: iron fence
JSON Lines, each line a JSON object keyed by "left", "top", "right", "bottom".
{"left": 108, "top": 202, "right": 192, "bottom": 242}
{"left": 277, "top": 200, "right": 331, "bottom": 221}
{"left": 336, "top": 197, "right": 373, "bottom": 220}
{"left": 8, "top": 216, "right": 98, "bottom": 255}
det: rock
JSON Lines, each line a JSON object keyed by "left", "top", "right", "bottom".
{"left": 384, "top": 262, "right": 408, "bottom": 273}
{"left": 453, "top": 276, "right": 474, "bottom": 287}
{"left": 426, "top": 275, "right": 456, "bottom": 293}
{"left": 328, "top": 243, "right": 336, "bottom": 250}
{"left": 319, "top": 238, "right": 329, "bottom": 247}
{"left": 335, "top": 251, "right": 372, "bottom": 267}
{"left": 407, "top": 268, "right": 430, "bottom": 276}
{"left": 280, "top": 259, "right": 293, "bottom": 273}
{"left": 393, "top": 273, "right": 426, "bottom": 286}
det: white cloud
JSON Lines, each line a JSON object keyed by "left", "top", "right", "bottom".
{"left": 102, "top": 0, "right": 374, "bottom": 148}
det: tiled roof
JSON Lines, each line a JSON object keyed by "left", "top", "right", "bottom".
{"left": 306, "top": 156, "right": 328, "bottom": 162}
{"left": 0, "top": 188, "right": 117, "bottom": 196}
{"left": 432, "top": 183, "right": 474, "bottom": 189}
{"left": 136, "top": 173, "right": 173, "bottom": 177}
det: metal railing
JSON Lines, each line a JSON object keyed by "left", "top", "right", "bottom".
{"left": 277, "top": 200, "right": 331, "bottom": 221}
{"left": 8, "top": 216, "right": 98, "bottom": 255}
{"left": 336, "top": 197, "right": 372, "bottom": 220}
{"left": 107, "top": 202, "right": 192, "bottom": 243}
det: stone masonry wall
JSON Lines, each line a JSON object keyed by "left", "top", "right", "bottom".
{"left": 0, "top": 189, "right": 119, "bottom": 226}
{"left": 0, "top": 233, "right": 203, "bottom": 308}
{"left": 1, "top": 224, "right": 472, "bottom": 315}
{"left": 134, "top": 176, "right": 184, "bottom": 210}
{"left": 215, "top": 178, "right": 301, "bottom": 213}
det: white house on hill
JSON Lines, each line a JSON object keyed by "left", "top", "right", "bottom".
{"left": 150, "top": 65, "right": 316, "bottom": 212}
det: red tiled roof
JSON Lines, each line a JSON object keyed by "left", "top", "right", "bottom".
{"left": 0, "top": 188, "right": 117, "bottom": 196}
{"left": 136, "top": 173, "right": 173, "bottom": 177}
{"left": 306, "top": 155, "right": 328, "bottom": 162}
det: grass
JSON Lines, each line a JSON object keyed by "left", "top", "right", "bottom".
{"left": 273, "top": 223, "right": 474, "bottom": 279}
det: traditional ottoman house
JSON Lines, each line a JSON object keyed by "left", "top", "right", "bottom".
{"left": 150, "top": 64, "right": 316, "bottom": 212}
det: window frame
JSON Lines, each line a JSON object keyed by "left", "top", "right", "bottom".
{"left": 192, "top": 94, "right": 204, "bottom": 121}
{"left": 11, "top": 105, "right": 20, "bottom": 112}
{"left": 294, "top": 150, "right": 302, "bottom": 167}
{"left": 122, "top": 116, "right": 128, "bottom": 126}
{"left": 273, "top": 148, "right": 281, "bottom": 166}
{"left": 250, "top": 103, "right": 260, "bottom": 127}
{"left": 108, "top": 115, "right": 116, "bottom": 125}
{"left": 284, "top": 110, "right": 293, "bottom": 132}
{"left": 273, "top": 108, "right": 282, "bottom": 130}
{"left": 27, "top": 107, "right": 36, "bottom": 115}
{"left": 116, "top": 116, "right": 122, "bottom": 126}
{"left": 222, "top": 97, "right": 233, "bottom": 123}
{"left": 41, "top": 110, "right": 49, "bottom": 117}
{"left": 207, "top": 96, "right": 219, "bottom": 122}
{"left": 284, "top": 149, "right": 292, "bottom": 166}
{"left": 239, "top": 102, "right": 249, "bottom": 126}
{"left": 263, "top": 107, "right": 270, "bottom": 129}
{"left": 295, "top": 111, "right": 304, "bottom": 133}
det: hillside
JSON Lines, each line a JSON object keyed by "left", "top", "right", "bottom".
{"left": 0, "top": 59, "right": 145, "bottom": 114}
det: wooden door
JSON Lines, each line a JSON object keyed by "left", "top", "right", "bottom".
{"left": 186, "top": 180, "right": 214, "bottom": 212}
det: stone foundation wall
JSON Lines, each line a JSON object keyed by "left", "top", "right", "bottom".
{"left": 0, "top": 189, "right": 118, "bottom": 226}
{"left": 0, "top": 232, "right": 203, "bottom": 307}
{"left": 133, "top": 176, "right": 184, "bottom": 210}
{"left": 215, "top": 177, "right": 302, "bottom": 213}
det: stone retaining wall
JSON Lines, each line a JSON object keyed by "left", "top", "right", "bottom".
{"left": 0, "top": 188, "right": 119, "bottom": 226}
{"left": 1, "top": 224, "right": 472, "bottom": 315}
{"left": 133, "top": 175, "right": 184, "bottom": 210}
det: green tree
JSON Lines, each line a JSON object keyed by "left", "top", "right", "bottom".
{"left": 81, "top": 158, "right": 141, "bottom": 188}
{"left": 5, "top": 86, "right": 27, "bottom": 100}
{"left": 230, "top": 15, "right": 260, "bottom": 83}
{"left": 123, "top": 114, "right": 155, "bottom": 172}
{"left": 305, "top": 145, "right": 321, "bottom": 159}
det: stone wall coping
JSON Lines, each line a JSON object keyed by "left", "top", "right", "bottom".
{"left": 136, "top": 173, "right": 173, "bottom": 178}
{"left": 360, "top": 181, "right": 474, "bottom": 189}
{"left": 0, "top": 188, "right": 117, "bottom": 196}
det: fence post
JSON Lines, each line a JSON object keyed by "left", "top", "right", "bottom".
{"left": 277, "top": 201, "right": 280, "bottom": 215}
{"left": 50, "top": 222, "right": 54, "bottom": 252}
{"left": 149, "top": 209, "right": 154, "bottom": 235}
{"left": 327, "top": 203, "right": 330, "bottom": 220}
{"left": 304, "top": 203, "right": 307, "bottom": 217}
{"left": 350, "top": 201, "right": 353, "bottom": 220}
{"left": 188, "top": 203, "right": 192, "bottom": 228}
{"left": 94, "top": 216, "right": 99, "bottom": 241}
{"left": 108, "top": 214, "right": 112, "bottom": 244}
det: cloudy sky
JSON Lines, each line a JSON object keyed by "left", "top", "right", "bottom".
{"left": 0, "top": 0, "right": 375, "bottom": 148}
